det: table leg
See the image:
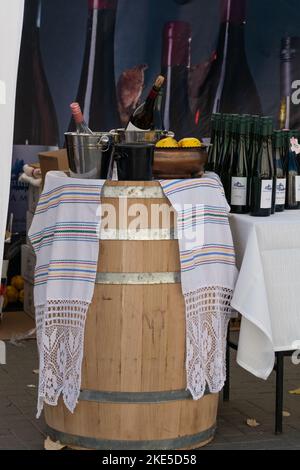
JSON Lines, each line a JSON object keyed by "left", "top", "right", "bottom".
{"left": 275, "top": 352, "right": 284, "bottom": 435}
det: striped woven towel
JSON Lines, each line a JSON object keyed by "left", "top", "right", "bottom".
{"left": 160, "top": 173, "right": 238, "bottom": 400}
{"left": 29, "top": 171, "right": 104, "bottom": 417}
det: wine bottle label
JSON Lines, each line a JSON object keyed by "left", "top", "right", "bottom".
{"left": 260, "top": 179, "right": 273, "bottom": 209}
{"left": 231, "top": 177, "right": 247, "bottom": 206}
{"left": 295, "top": 175, "right": 300, "bottom": 202}
{"left": 276, "top": 178, "right": 286, "bottom": 205}
{"left": 126, "top": 122, "right": 150, "bottom": 132}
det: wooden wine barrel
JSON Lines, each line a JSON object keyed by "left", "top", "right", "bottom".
{"left": 45, "top": 181, "right": 219, "bottom": 450}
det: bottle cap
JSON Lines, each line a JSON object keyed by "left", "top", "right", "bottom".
{"left": 239, "top": 116, "right": 247, "bottom": 135}
{"left": 162, "top": 21, "right": 192, "bottom": 67}
{"left": 70, "top": 102, "right": 84, "bottom": 124}
{"left": 153, "top": 75, "right": 165, "bottom": 91}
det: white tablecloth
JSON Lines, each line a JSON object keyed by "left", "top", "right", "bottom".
{"left": 229, "top": 211, "right": 300, "bottom": 380}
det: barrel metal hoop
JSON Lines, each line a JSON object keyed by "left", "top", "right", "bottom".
{"left": 47, "top": 425, "right": 216, "bottom": 451}
{"left": 102, "top": 185, "right": 165, "bottom": 199}
{"left": 78, "top": 388, "right": 210, "bottom": 403}
{"left": 100, "top": 228, "right": 177, "bottom": 240}
{"left": 95, "top": 272, "right": 181, "bottom": 285}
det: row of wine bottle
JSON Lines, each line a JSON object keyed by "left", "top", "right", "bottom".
{"left": 70, "top": 75, "right": 165, "bottom": 133}
{"left": 208, "top": 113, "right": 300, "bottom": 216}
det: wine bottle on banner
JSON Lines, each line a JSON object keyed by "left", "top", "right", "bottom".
{"left": 250, "top": 119, "right": 274, "bottom": 217}
{"left": 221, "top": 115, "right": 239, "bottom": 203}
{"left": 11, "top": 0, "right": 59, "bottom": 233}
{"left": 70, "top": 0, "right": 120, "bottom": 132}
{"left": 273, "top": 131, "right": 286, "bottom": 212}
{"left": 285, "top": 131, "right": 300, "bottom": 210}
{"left": 195, "top": 0, "right": 262, "bottom": 136}
{"left": 161, "top": 21, "right": 194, "bottom": 139}
{"left": 207, "top": 113, "right": 222, "bottom": 172}
{"left": 230, "top": 116, "right": 249, "bottom": 214}
{"left": 126, "top": 76, "right": 165, "bottom": 131}
{"left": 278, "top": 37, "right": 300, "bottom": 130}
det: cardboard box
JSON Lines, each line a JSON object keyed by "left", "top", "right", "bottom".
{"left": 24, "top": 280, "right": 35, "bottom": 319}
{"left": 39, "top": 149, "right": 69, "bottom": 183}
{"left": 21, "top": 244, "right": 36, "bottom": 285}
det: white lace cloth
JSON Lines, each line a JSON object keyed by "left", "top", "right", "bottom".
{"left": 29, "top": 172, "right": 104, "bottom": 417}
{"left": 160, "top": 175, "right": 238, "bottom": 399}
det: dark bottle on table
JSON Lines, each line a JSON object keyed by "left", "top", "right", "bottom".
{"left": 218, "top": 114, "right": 233, "bottom": 174}
{"left": 230, "top": 116, "right": 249, "bottom": 213}
{"left": 285, "top": 131, "right": 300, "bottom": 209}
{"left": 126, "top": 75, "right": 165, "bottom": 131}
{"left": 70, "top": 0, "right": 121, "bottom": 132}
{"left": 264, "top": 117, "right": 276, "bottom": 214}
{"left": 221, "top": 115, "right": 239, "bottom": 204}
{"left": 207, "top": 113, "right": 222, "bottom": 172}
{"left": 250, "top": 119, "right": 274, "bottom": 217}
{"left": 273, "top": 130, "right": 286, "bottom": 212}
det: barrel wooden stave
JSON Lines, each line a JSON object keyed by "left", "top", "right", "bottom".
{"left": 44, "top": 181, "right": 219, "bottom": 449}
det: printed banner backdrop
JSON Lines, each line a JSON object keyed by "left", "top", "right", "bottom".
{"left": 0, "top": 0, "right": 24, "bottom": 277}
{"left": 9, "top": 0, "right": 300, "bottom": 232}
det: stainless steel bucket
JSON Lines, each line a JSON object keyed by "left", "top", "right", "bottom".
{"left": 110, "top": 129, "right": 174, "bottom": 144}
{"left": 65, "top": 132, "right": 114, "bottom": 179}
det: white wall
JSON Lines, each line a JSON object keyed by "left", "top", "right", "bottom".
{"left": 0, "top": 0, "right": 24, "bottom": 277}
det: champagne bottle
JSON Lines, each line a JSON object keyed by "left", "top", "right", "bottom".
{"left": 195, "top": 0, "right": 262, "bottom": 136}
{"left": 273, "top": 130, "right": 286, "bottom": 212}
{"left": 230, "top": 116, "right": 249, "bottom": 213}
{"left": 126, "top": 75, "right": 165, "bottom": 131}
{"left": 250, "top": 119, "right": 274, "bottom": 217}
{"left": 71, "top": 0, "right": 120, "bottom": 132}
{"left": 10, "top": 0, "right": 59, "bottom": 233}
{"left": 264, "top": 117, "right": 276, "bottom": 214}
{"left": 70, "top": 103, "right": 93, "bottom": 134}
{"left": 285, "top": 131, "right": 300, "bottom": 210}
{"left": 161, "top": 21, "right": 194, "bottom": 138}
{"left": 218, "top": 114, "right": 233, "bottom": 174}
{"left": 221, "top": 115, "right": 239, "bottom": 203}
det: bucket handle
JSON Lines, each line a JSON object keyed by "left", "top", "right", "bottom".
{"left": 97, "top": 134, "right": 112, "bottom": 152}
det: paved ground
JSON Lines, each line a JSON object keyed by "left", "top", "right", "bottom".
{"left": 0, "top": 338, "right": 300, "bottom": 450}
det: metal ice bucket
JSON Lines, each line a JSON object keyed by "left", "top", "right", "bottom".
{"left": 65, "top": 132, "right": 114, "bottom": 179}
{"left": 110, "top": 129, "right": 174, "bottom": 144}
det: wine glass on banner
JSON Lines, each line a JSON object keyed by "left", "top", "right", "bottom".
{"left": 10, "top": 0, "right": 59, "bottom": 234}
{"left": 69, "top": 0, "right": 121, "bottom": 133}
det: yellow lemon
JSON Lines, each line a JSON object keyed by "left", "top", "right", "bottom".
{"left": 178, "top": 137, "right": 203, "bottom": 148}
{"left": 156, "top": 137, "right": 179, "bottom": 148}
{"left": 19, "top": 289, "right": 25, "bottom": 304}
{"left": 6, "top": 285, "right": 19, "bottom": 304}
{"left": 11, "top": 275, "right": 24, "bottom": 291}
